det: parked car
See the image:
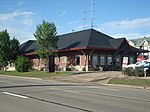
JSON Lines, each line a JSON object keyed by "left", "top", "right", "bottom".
{"left": 140, "top": 62, "right": 150, "bottom": 76}
{"left": 141, "top": 62, "right": 150, "bottom": 68}
{"left": 125, "top": 60, "right": 150, "bottom": 69}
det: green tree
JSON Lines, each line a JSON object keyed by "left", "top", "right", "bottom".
{"left": 0, "top": 30, "right": 10, "bottom": 70}
{"left": 0, "top": 30, "right": 20, "bottom": 71}
{"left": 34, "top": 21, "right": 59, "bottom": 70}
{"left": 9, "top": 37, "right": 20, "bottom": 62}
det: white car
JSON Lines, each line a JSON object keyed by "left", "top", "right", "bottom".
{"left": 125, "top": 60, "right": 150, "bottom": 69}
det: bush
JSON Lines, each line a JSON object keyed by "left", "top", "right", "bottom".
{"left": 124, "top": 68, "right": 135, "bottom": 76}
{"left": 124, "top": 67, "right": 144, "bottom": 77}
{"left": 15, "top": 56, "right": 32, "bottom": 72}
{"left": 134, "top": 67, "right": 144, "bottom": 77}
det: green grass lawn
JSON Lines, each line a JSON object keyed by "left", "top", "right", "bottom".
{"left": 0, "top": 71, "right": 74, "bottom": 78}
{"left": 108, "top": 77, "right": 150, "bottom": 87}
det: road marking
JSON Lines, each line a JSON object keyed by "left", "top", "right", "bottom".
{"left": 3, "top": 92, "right": 28, "bottom": 99}
{"left": 63, "top": 89, "right": 80, "bottom": 93}
{"left": 107, "top": 88, "right": 120, "bottom": 91}
{"left": 86, "top": 86, "right": 120, "bottom": 91}
{"left": 49, "top": 88, "right": 80, "bottom": 93}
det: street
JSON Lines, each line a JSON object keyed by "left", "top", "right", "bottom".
{"left": 0, "top": 76, "right": 150, "bottom": 112}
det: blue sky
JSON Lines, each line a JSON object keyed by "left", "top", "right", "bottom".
{"left": 0, "top": 0, "right": 150, "bottom": 43}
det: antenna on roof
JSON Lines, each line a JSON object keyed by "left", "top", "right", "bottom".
{"left": 82, "top": 10, "right": 87, "bottom": 30}
{"left": 91, "top": 0, "right": 96, "bottom": 29}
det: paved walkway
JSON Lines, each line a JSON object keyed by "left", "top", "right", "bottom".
{"left": 51, "top": 71, "right": 122, "bottom": 85}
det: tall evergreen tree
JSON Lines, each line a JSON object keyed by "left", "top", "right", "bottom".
{"left": 10, "top": 37, "right": 20, "bottom": 62}
{"left": 0, "top": 30, "right": 20, "bottom": 71}
{"left": 0, "top": 30, "right": 10, "bottom": 70}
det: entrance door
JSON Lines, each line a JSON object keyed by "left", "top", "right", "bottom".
{"left": 114, "top": 55, "right": 121, "bottom": 70}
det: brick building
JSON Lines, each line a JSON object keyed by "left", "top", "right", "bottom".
{"left": 20, "top": 29, "right": 147, "bottom": 71}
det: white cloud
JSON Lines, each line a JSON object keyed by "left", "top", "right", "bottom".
{"left": 0, "top": 11, "right": 37, "bottom": 21}
{"left": 0, "top": 10, "right": 37, "bottom": 43}
{"left": 59, "top": 11, "right": 66, "bottom": 17}
{"left": 6, "top": 27, "right": 34, "bottom": 43}
{"left": 22, "top": 19, "right": 33, "bottom": 27}
{"left": 97, "top": 17, "right": 150, "bottom": 39}
{"left": 107, "top": 32, "right": 150, "bottom": 40}
{"left": 100, "top": 17, "right": 150, "bottom": 31}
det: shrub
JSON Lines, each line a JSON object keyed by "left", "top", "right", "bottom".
{"left": 124, "top": 67, "right": 144, "bottom": 77}
{"left": 15, "top": 56, "right": 32, "bottom": 72}
{"left": 124, "top": 68, "right": 135, "bottom": 76}
{"left": 134, "top": 67, "right": 144, "bottom": 77}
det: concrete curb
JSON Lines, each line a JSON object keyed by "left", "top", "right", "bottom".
{"left": 102, "top": 84, "right": 150, "bottom": 90}
{"left": 0, "top": 75, "right": 42, "bottom": 80}
{"left": 1, "top": 74, "right": 150, "bottom": 90}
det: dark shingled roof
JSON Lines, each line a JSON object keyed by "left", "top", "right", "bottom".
{"left": 58, "top": 29, "right": 91, "bottom": 50}
{"left": 20, "top": 40, "right": 38, "bottom": 54}
{"left": 20, "top": 29, "right": 144, "bottom": 55}
{"left": 58, "top": 28, "right": 117, "bottom": 50}
{"left": 130, "top": 46, "right": 149, "bottom": 53}
{"left": 109, "top": 38, "right": 125, "bottom": 49}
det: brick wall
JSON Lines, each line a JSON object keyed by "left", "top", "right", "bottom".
{"left": 55, "top": 51, "right": 86, "bottom": 71}
{"left": 27, "top": 51, "right": 88, "bottom": 71}
{"left": 27, "top": 55, "right": 46, "bottom": 70}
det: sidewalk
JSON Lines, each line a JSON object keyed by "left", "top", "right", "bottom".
{"left": 50, "top": 71, "right": 122, "bottom": 84}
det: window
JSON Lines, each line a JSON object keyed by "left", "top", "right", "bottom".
{"left": 62, "top": 56, "right": 68, "bottom": 63}
{"left": 100, "top": 55, "right": 105, "bottom": 65}
{"left": 129, "top": 56, "right": 134, "bottom": 64}
{"left": 92, "top": 54, "right": 98, "bottom": 66}
{"left": 107, "top": 55, "right": 112, "bottom": 65}
{"left": 75, "top": 55, "right": 80, "bottom": 65}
